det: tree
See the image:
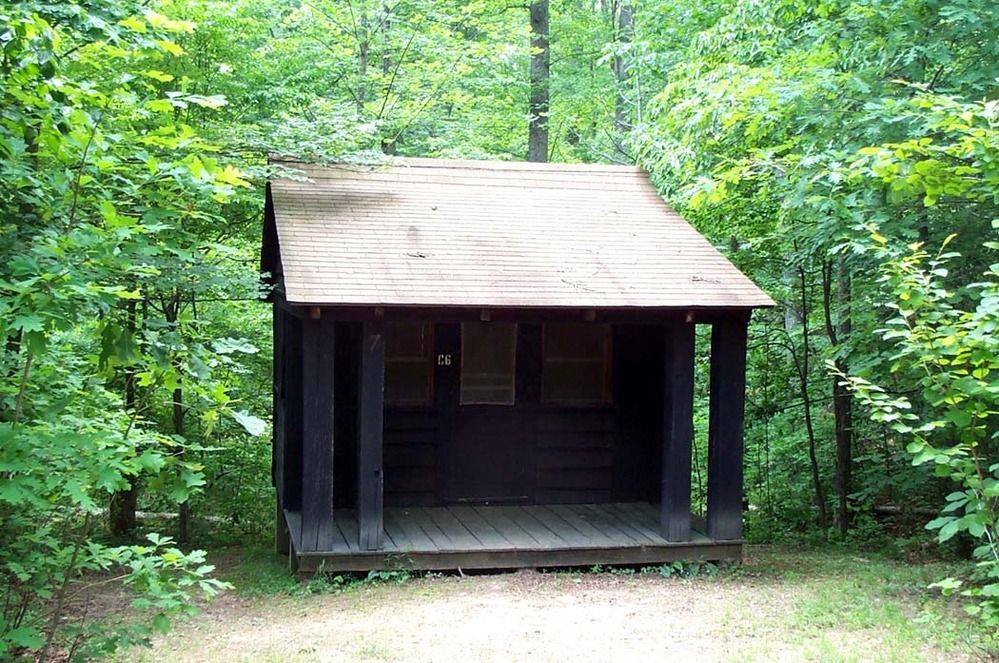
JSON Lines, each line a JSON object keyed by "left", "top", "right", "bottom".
{"left": 612, "top": 1, "right": 634, "bottom": 150}
{"left": 631, "top": 0, "right": 999, "bottom": 532}
{"left": 528, "top": 0, "right": 549, "bottom": 162}
{"left": 0, "top": 1, "right": 261, "bottom": 656}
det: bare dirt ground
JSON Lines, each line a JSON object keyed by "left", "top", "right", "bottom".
{"left": 125, "top": 552, "right": 978, "bottom": 663}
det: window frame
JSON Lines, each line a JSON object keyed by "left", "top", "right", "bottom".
{"left": 383, "top": 321, "right": 435, "bottom": 407}
{"left": 541, "top": 323, "right": 612, "bottom": 407}
{"left": 459, "top": 322, "right": 518, "bottom": 406}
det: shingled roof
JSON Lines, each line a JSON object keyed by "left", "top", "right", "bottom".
{"left": 264, "top": 158, "right": 774, "bottom": 309}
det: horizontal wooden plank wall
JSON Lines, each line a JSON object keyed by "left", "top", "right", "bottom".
{"left": 534, "top": 409, "right": 616, "bottom": 504}
{"left": 613, "top": 325, "right": 664, "bottom": 504}
{"left": 384, "top": 410, "right": 438, "bottom": 506}
{"left": 367, "top": 323, "right": 666, "bottom": 509}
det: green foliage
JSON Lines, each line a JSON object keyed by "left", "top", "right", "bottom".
{"left": 0, "top": 0, "right": 251, "bottom": 657}
{"left": 629, "top": 0, "right": 999, "bottom": 546}
{"left": 304, "top": 564, "right": 415, "bottom": 595}
{"left": 69, "top": 534, "right": 229, "bottom": 660}
{"left": 640, "top": 560, "right": 718, "bottom": 579}
{"left": 836, "top": 234, "right": 999, "bottom": 627}
{"left": 854, "top": 93, "right": 999, "bottom": 209}
{"left": 220, "top": 547, "right": 299, "bottom": 597}
{"left": 258, "top": 0, "right": 533, "bottom": 159}
{"left": 365, "top": 568, "right": 413, "bottom": 584}
{"left": 584, "top": 560, "right": 718, "bottom": 578}
{"left": 3, "top": 0, "right": 999, "bottom": 649}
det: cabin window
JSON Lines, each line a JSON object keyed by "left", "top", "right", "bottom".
{"left": 460, "top": 323, "right": 517, "bottom": 405}
{"left": 542, "top": 323, "right": 611, "bottom": 405}
{"left": 385, "top": 322, "right": 433, "bottom": 405}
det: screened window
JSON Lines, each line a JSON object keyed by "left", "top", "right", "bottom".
{"left": 460, "top": 323, "right": 517, "bottom": 405}
{"left": 385, "top": 322, "right": 433, "bottom": 405}
{"left": 542, "top": 323, "right": 611, "bottom": 405}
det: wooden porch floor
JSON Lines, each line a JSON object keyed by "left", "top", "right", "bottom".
{"left": 285, "top": 503, "right": 741, "bottom": 576}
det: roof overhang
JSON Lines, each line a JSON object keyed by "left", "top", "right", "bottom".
{"left": 264, "top": 157, "right": 776, "bottom": 311}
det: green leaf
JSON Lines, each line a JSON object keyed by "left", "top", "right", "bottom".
{"left": 12, "top": 313, "right": 43, "bottom": 333}
{"left": 143, "top": 70, "right": 175, "bottom": 82}
{"left": 215, "top": 165, "right": 249, "bottom": 187}
{"left": 937, "top": 519, "right": 960, "bottom": 543}
{"left": 926, "top": 516, "right": 954, "bottom": 531}
{"left": 947, "top": 409, "right": 973, "bottom": 427}
{"left": 119, "top": 16, "right": 147, "bottom": 33}
{"left": 136, "top": 450, "right": 166, "bottom": 473}
{"left": 212, "top": 337, "right": 259, "bottom": 355}
{"left": 6, "top": 627, "right": 43, "bottom": 649}
{"left": 232, "top": 410, "right": 267, "bottom": 437}
{"left": 151, "top": 613, "right": 171, "bottom": 634}
{"left": 930, "top": 577, "right": 963, "bottom": 592}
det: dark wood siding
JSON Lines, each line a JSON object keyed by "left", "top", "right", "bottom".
{"left": 299, "top": 316, "right": 336, "bottom": 552}
{"left": 357, "top": 322, "right": 386, "bottom": 549}
{"left": 706, "top": 315, "right": 749, "bottom": 541}
{"left": 534, "top": 409, "right": 616, "bottom": 504}
{"left": 326, "top": 321, "right": 666, "bottom": 510}
{"left": 384, "top": 409, "right": 438, "bottom": 506}
{"left": 661, "top": 320, "right": 696, "bottom": 541}
{"left": 272, "top": 303, "right": 285, "bottom": 498}
{"left": 281, "top": 310, "right": 304, "bottom": 512}
{"left": 333, "top": 322, "right": 359, "bottom": 508}
{"left": 613, "top": 325, "right": 664, "bottom": 503}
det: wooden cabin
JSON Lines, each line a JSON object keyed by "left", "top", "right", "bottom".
{"left": 262, "top": 158, "right": 774, "bottom": 576}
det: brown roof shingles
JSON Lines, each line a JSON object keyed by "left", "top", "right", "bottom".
{"left": 268, "top": 158, "right": 775, "bottom": 309}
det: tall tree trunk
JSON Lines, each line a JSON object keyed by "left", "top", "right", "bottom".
{"left": 110, "top": 298, "right": 138, "bottom": 536}
{"left": 379, "top": 0, "right": 396, "bottom": 154}
{"left": 162, "top": 294, "right": 190, "bottom": 543}
{"left": 612, "top": 1, "right": 634, "bottom": 152}
{"left": 823, "top": 257, "right": 854, "bottom": 533}
{"left": 528, "top": 0, "right": 549, "bottom": 162}
{"left": 795, "top": 265, "right": 828, "bottom": 528}
{"left": 174, "top": 382, "right": 189, "bottom": 544}
{"left": 356, "top": 7, "right": 370, "bottom": 117}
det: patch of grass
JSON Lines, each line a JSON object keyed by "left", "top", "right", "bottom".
{"left": 734, "top": 546, "right": 991, "bottom": 659}
{"left": 222, "top": 546, "right": 300, "bottom": 596}
{"left": 356, "top": 640, "right": 395, "bottom": 660}
{"left": 219, "top": 548, "right": 428, "bottom": 597}
{"left": 123, "top": 544, "right": 999, "bottom": 662}
{"left": 192, "top": 544, "right": 997, "bottom": 661}
{"left": 640, "top": 560, "right": 719, "bottom": 579}
{"left": 542, "top": 560, "right": 719, "bottom": 579}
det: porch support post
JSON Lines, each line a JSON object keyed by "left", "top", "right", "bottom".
{"left": 272, "top": 302, "right": 288, "bottom": 554}
{"left": 357, "top": 321, "right": 385, "bottom": 551}
{"left": 661, "top": 320, "right": 695, "bottom": 542}
{"left": 300, "top": 316, "right": 336, "bottom": 552}
{"left": 281, "top": 313, "right": 304, "bottom": 549}
{"left": 706, "top": 314, "right": 749, "bottom": 541}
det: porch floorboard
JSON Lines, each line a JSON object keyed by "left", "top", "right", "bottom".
{"left": 286, "top": 503, "right": 740, "bottom": 576}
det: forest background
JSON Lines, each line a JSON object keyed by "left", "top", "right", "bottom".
{"left": 2, "top": 0, "right": 998, "bottom": 659}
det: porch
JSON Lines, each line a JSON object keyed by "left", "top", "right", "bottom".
{"left": 284, "top": 502, "right": 741, "bottom": 576}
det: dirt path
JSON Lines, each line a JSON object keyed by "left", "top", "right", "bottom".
{"left": 133, "top": 565, "right": 970, "bottom": 663}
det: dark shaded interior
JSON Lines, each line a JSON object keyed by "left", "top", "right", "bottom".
{"left": 306, "top": 321, "right": 667, "bottom": 510}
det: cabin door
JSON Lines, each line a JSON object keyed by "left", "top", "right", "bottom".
{"left": 445, "top": 322, "right": 528, "bottom": 503}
